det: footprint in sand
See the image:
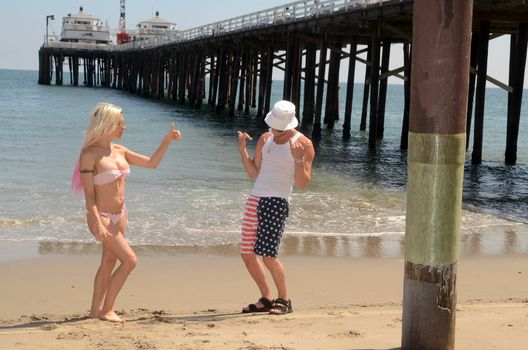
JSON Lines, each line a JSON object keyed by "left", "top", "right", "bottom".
{"left": 328, "top": 330, "right": 363, "bottom": 338}
{"left": 56, "top": 330, "right": 88, "bottom": 340}
{"left": 185, "top": 331, "right": 211, "bottom": 337}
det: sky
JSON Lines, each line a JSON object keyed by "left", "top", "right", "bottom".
{"left": 0, "top": 0, "right": 525, "bottom": 86}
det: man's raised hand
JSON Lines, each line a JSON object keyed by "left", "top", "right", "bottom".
{"left": 237, "top": 131, "right": 253, "bottom": 148}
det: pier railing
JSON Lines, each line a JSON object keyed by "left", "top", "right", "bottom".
{"left": 43, "top": 0, "right": 390, "bottom": 51}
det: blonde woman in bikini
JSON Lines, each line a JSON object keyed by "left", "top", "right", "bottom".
{"left": 72, "top": 103, "right": 181, "bottom": 323}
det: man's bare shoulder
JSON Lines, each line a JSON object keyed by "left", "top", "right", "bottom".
{"left": 258, "top": 132, "right": 272, "bottom": 143}
{"left": 298, "top": 134, "right": 314, "bottom": 148}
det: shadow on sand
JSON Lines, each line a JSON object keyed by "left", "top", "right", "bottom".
{"left": 150, "top": 310, "right": 263, "bottom": 323}
{"left": 0, "top": 315, "right": 89, "bottom": 331}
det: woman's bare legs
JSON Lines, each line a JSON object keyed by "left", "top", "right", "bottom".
{"left": 90, "top": 214, "right": 136, "bottom": 323}
{"left": 89, "top": 245, "right": 117, "bottom": 318}
{"left": 98, "top": 231, "right": 136, "bottom": 322}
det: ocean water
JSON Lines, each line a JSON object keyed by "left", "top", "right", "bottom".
{"left": 0, "top": 69, "right": 527, "bottom": 258}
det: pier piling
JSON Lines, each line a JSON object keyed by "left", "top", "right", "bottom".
{"left": 505, "top": 23, "right": 528, "bottom": 165}
{"left": 471, "top": 21, "right": 490, "bottom": 165}
{"left": 402, "top": 0, "right": 473, "bottom": 348}
{"left": 343, "top": 39, "right": 357, "bottom": 139}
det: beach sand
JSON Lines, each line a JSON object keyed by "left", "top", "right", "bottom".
{"left": 0, "top": 242, "right": 526, "bottom": 349}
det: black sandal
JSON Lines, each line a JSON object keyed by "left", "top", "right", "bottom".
{"left": 269, "top": 298, "right": 293, "bottom": 315}
{"left": 242, "top": 297, "right": 273, "bottom": 313}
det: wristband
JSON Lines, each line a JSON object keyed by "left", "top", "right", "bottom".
{"left": 295, "top": 157, "right": 305, "bottom": 162}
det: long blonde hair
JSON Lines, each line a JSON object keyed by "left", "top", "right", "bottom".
{"left": 71, "top": 103, "right": 123, "bottom": 192}
{"left": 84, "top": 103, "right": 123, "bottom": 148}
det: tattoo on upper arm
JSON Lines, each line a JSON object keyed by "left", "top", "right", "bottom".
{"left": 80, "top": 169, "right": 95, "bottom": 174}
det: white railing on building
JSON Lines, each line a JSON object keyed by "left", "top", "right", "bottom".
{"left": 43, "top": 0, "right": 392, "bottom": 51}
{"left": 62, "top": 23, "right": 110, "bottom": 32}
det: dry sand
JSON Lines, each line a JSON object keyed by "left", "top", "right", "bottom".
{"left": 0, "top": 243, "right": 526, "bottom": 349}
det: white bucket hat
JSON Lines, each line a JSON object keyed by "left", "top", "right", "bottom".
{"left": 264, "top": 100, "right": 299, "bottom": 131}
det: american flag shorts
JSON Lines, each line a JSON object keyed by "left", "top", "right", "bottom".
{"left": 240, "top": 195, "right": 289, "bottom": 257}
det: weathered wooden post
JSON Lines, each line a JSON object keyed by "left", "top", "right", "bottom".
{"left": 38, "top": 49, "right": 44, "bottom": 84}
{"left": 302, "top": 43, "right": 317, "bottom": 128}
{"left": 211, "top": 53, "right": 221, "bottom": 107}
{"left": 283, "top": 37, "right": 293, "bottom": 101}
{"left": 216, "top": 51, "right": 228, "bottom": 112}
{"left": 87, "top": 58, "right": 94, "bottom": 87}
{"left": 152, "top": 52, "right": 161, "bottom": 98}
{"left": 128, "top": 55, "right": 134, "bottom": 91}
{"left": 505, "top": 23, "right": 528, "bottom": 165}
{"left": 244, "top": 49, "right": 253, "bottom": 113}
{"left": 264, "top": 43, "right": 274, "bottom": 115}
{"left": 402, "top": 0, "right": 473, "bottom": 349}
{"left": 229, "top": 46, "right": 241, "bottom": 116}
{"left": 238, "top": 50, "right": 247, "bottom": 111}
{"left": 208, "top": 54, "right": 215, "bottom": 105}
{"left": 111, "top": 54, "right": 117, "bottom": 88}
{"left": 160, "top": 53, "right": 169, "bottom": 99}
{"left": 291, "top": 37, "right": 302, "bottom": 111}
{"left": 170, "top": 52, "right": 178, "bottom": 101}
{"left": 256, "top": 49, "right": 267, "bottom": 118}
{"left": 400, "top": 43, "right": 411, "bottom": 150}
{"left": 343, "top": 39, "right": 357, "bottom": 139}
{"left": 368, "top": 28, "right": 380, "bottom": 150}
{"left": 471, "top": 21, "right": 490, "bottom": 165}
{"left": 55, "top": 54, "right": 64, "bottom": 86}
{"left": 179, "top": 53, "right": 189, "bottom": 104}
{"left": 324, "top": 43, "right": 342, "bottom": 130}
{"left": 194, "top": 54, "right": 205, "bottom": 106}
{"left": 105, "top": 56, "right": 112, "bottom": 88}
{"left": 360, "top": 45, "right": 372, "bottom": 131}
{"left": 251, "top": 53, "right": 258, "bottom": 108}
{"left": 466, "top": 32, "right": 479, "bottom": 149}
{"left": 68, "top": 57, "right": 73, "bottom": 85}
{"left": 377, "top": 41, "right": 391, "bottom": 139}
{"left": 95, "top": 58, "right": 100, "bottom": 87}
{"left": 142, "top": 54, "right": 149, "bottom": 94}
{"left": 198, "top": 54, "right": 206, "bottom": 106}
{"left": 313, "top": 39, "right": 328, "bottom": 140}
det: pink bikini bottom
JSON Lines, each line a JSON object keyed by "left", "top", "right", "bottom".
{"left": 99, "top": 203, "right": 127, "bottom": 226}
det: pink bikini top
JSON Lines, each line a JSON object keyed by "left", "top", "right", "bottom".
{"left": 93, "top": 168, "right": 130, "bottom": 186}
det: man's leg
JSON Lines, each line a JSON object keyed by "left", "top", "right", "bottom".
{"left": 241, "top": 253, "right": 272, "bottom": 301}
{"left": 240, "top": 195, "right": 273, "bottom": 306}
{"left": 255, "top": 197, "right": 289, "bottom": 299}
{"left": 255, "top": 197, "right": 292, "bottom": 314}
{"left": 263, "top": 256, "right": 287, "bottom": 299}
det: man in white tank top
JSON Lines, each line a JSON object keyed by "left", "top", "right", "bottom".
{"left": 237, "top": 100, "right": 315, "bottom": 315}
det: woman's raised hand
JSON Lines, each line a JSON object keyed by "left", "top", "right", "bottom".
{"left": 167, "top": 122, "right": 182, "bottom": 141}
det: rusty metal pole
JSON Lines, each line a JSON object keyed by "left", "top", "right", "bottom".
{"left": 402, "top": 1, "right": 473, "bottom": 349}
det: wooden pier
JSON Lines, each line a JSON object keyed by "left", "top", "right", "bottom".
{"left": 38, "top": 0, "right": 528, "bottom": 164}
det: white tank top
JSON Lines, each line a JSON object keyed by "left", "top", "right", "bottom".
{"left": 251, "top": 132, "right": 303, "bottom": 199}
